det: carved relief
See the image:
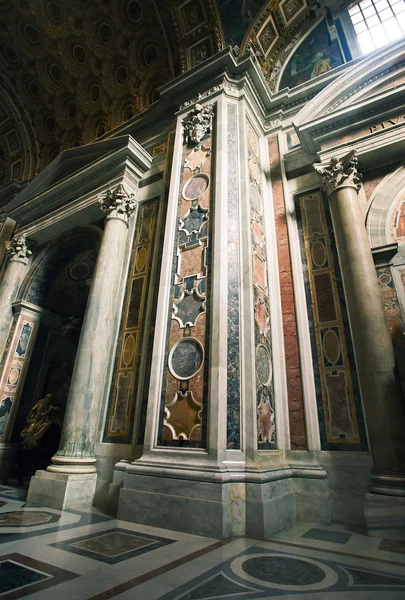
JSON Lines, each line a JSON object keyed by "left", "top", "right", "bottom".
{"left": 183, "top": 103, "right": 215, "bottom": 147}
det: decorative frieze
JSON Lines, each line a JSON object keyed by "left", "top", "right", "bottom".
{"left": 314, "top": 150, "right": 362, "bottom": 197}
{"left": 5, "top": 234, "right": 32, "bottom": 264}
{"left": 99, "top": 183, "right": 137, "bottom": 224}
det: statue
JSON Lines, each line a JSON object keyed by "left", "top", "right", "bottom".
{"left": 20, "top": 394, "right": 57, "bottom": 450}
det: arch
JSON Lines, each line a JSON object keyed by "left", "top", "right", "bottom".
{"left": 0, "top": 74, "right": 39, "bottom": 184}
{"left": 366, "top": 163, "right": 405, "bottom": 248}
{"left": 18, "top": 226, "right": 102, "bottom": 315}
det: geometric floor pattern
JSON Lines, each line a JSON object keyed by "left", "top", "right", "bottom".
{"left": 0, "top": 484, "right": 405, "bottom": 599}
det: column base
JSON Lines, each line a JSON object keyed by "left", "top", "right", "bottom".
{"left": 27, "top": 470, "right": 97, "bottom": 510}
{"left": 364, "top": 492, "right": 405, "bottom": 541}
{"left": 117, "top": 460, "right": 329, "bottom": 540}
{"left": 47, "top": 455, "right": 97, "bottom": 474}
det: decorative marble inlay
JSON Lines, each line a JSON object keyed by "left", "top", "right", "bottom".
{"left": 226, "top": 103, "right": 241, "bottom": 449}
{"left": 160, "top": 127, "right": 212, "bottom": 446}
{"left": 166, "top": 545, "right": 405, "bottom": 599}
{"left": 297, "top": 190, "right": 367, "bottom": 449}
{"left": 247, "top": 119, "right": 276, "bottom": 449}
{"left": 0, "top": 314, "right": 38, "bottom": 443}
{"left": 104, "top": 199, "right": 159, "bottom": 442}
{"left": 51, "top": 528, "right": 175, "bottom": 565}
{"left": 169, "top": 337, "right": 204, "bottom": 380}
{"left": 0, "top": 511, "right": 59, "bottom": 527}
{"left": 183, "top": 174, "right": 209, "bottom": 200}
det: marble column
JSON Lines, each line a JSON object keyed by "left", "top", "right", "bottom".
{"left": 0, "top": 233, "right": 32, "bottom": 358}
{"left": 314, "top": 151, "right": 405, "bottom": 500}
{"left": 47, "top": 184, "right": 138, "bottom": 475}
{"left": 28, "top": 184, "right": 139, "bottom": 509}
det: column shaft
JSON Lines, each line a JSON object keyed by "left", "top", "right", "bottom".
{"left": 49, "top": 186, "right": 136, "bottom": 474}
{"left": 315, "top": 151, "right": 405, "bottom": 491}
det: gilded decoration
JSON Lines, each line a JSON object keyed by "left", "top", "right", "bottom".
{"left": 247, "top": 120, "right": 276, "bottom": 448}
{"left": 159, "top": 125, "right": 212, "bottom": 446}
{"left": 298, "top": 190, "right": 367, "bottom": 448}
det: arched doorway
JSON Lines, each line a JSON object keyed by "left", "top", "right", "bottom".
{"left": 8, "top": 227, "right": 101, "bottom": 484}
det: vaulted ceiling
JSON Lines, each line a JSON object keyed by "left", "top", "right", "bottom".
{"left": 0, "top": 0, "right": 335, "bottom": 186}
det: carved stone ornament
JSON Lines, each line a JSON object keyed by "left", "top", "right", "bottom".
{"left": 183, "top": 103, "right": 214, "bottom": 146}
{"left": 5, "top": 233, "right": 32, "bottom": 263}
{"left": 99, "top": 183, "right": 137, "bottom": 223}
{"left": 314, "top": 150, "right": 362, "bottom": 197}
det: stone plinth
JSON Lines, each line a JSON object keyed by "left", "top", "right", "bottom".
{"left": 27, "top": 470, "right": 97, "bottom": 510}
{"left": 118, "top": 470, "right": 232, "bottom": 539}
{"left": 364, "top": 492, "right": 405, "bottom": 541}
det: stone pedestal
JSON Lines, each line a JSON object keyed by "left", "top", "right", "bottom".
{"left": 119, "top": 467, "right": 233, "bottom": 539}
{"left": 27, "top": 470, "right": 97, "bottom": 510}
{"left": 364, "top": 493, "right": 405, "bottom": 541}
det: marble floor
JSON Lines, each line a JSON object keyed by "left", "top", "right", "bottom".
{"left": 1, "top": 484, "right": 405, "bottom": 599}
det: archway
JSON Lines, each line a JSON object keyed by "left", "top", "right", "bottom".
{"left": 8, "top": 227, "right": 101, "bottom": 484}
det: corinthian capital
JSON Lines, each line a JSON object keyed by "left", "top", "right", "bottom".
{"left": 5, "top": 233, "right": 32, "bottom": 264}
{"left": 99, "top": 184, "right": 137, "bottom": 224}
{"left": 314, "top": 150, "right": 362, "bottom": 196}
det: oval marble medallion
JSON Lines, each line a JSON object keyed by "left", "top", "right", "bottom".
{"left": 323, "top": 329, "right": 341, "bottom": 364}
{"left": 183, "top": 174, "right": 209, "bottom": 201}
{"left": 256, "top": 344, "right": 272, "bottom": 386}
{"left": 250, "top": 183, "right": 263, "bottom": 214}
{"left": 169, "top": 337, "right": 204, "bottom": 380}
{"left": 311, "top": 240, "right": 327, "bottom": 268}
{"left": 135, "top": 247, "right": 147, "bottom": 273}
{"left": 123, "top": 334, "right": 135, "bottom": 367}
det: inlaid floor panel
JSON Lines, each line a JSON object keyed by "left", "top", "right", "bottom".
{"left": 0, "top": 485, "right": 405, "bottom": 599}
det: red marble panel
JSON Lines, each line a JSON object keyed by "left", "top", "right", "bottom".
{"left": 268, "top": 136, "right": 306, "bottom": 449}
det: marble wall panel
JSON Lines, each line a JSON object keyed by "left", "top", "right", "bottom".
{"left": 296, "top": 190, "right": 367, "bottom": 450}
{"left": 248, "top": 122, "right": 276, "bottom": 449}
{"left": 226, "top": 104, "right": 241, "bottom": 449}
{"left": 158, "top": 136, "right": 212, "bottom": 448}
{"left": 268, "top": 136, "right": 306, "bottom": 449}
{"left": 0, "top": 314, "right": 38, "bottom": 443}
{"left": 103, "top": 198, "right": 159, "bottom": 444}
